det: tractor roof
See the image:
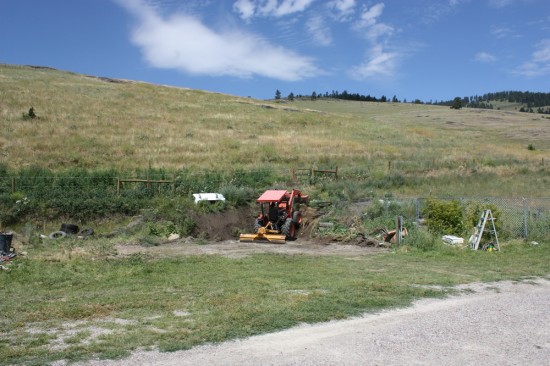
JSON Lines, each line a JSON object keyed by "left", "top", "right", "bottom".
{"left": 257, "top": 190, "right": 288, "bottom": 203}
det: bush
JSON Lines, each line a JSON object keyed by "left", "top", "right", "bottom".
{"left": 148, "top": 220, "right": 177, "bottom": 237}
{"left": 22, "top": 107, "right": 37, "bottom": 120}
{"left": 219, "top": 185, "right": 256, "bottom": 207}
{"left": 464, "top": 201, "right": 502, "bottom": 234}
{"left": 424, "top": 199, "right": 464, "bottom": 235}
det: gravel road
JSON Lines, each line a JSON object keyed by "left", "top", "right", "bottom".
{"left": 74, "top": 277, "right": 550, "bottom": 366}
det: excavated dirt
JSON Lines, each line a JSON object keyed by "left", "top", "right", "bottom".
{"left": 115, "top": 205, "right": 388, "bottom": 258}
{"left": 189, "top": 205, "right": 320, "bottom": 242}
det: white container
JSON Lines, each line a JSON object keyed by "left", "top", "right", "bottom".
{"left": 193, "top": 193, "right": 226, "bottom": 204}
{"left": 441, "top": 235, "right": 464, "bottom": 245}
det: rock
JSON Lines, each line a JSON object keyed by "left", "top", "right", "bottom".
{"left": 168, "top": 233, "right": 180, "bottom": 241}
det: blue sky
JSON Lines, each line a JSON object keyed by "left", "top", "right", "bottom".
{"left": 1, "top": 0, "right": 549, "bottom": 101}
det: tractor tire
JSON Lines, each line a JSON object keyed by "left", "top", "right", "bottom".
{"left": 281, "top": 218, "right": 296, "bottom": 240}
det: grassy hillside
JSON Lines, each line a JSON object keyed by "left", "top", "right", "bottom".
{"left": 1, "top": 63, "right": 549, "bottom": 197}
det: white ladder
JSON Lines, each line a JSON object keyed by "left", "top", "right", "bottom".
{"left": 468, "top": 209, "right": 500, "bottom": 251}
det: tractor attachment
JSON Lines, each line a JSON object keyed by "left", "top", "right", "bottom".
{"left": 239, "top": 226, "right": 286, "bottom": 244}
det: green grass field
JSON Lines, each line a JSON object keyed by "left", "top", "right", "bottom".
{"left": 1, "top": 239, "right": 549, "bottom": 365}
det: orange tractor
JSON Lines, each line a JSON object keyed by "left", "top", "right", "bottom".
{"left": 239, "top": 189, "right": 308, "bottom": 244}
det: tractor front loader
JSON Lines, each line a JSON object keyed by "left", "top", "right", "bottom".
{"left": 239, "top": 189, "right": 308, "bottom": 244}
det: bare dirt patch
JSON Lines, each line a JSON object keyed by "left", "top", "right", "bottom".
{"left": 115, "top": 240, "right": 387, "bottom": 259}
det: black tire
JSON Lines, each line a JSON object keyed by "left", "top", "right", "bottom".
{"left": 78, "top": 228, "right": 94, "bottom": 237}
{"left": 281, "top": 218, "right": 295, "bottom": 240}
{"left": 49, "top": 231, "right": 67, "bottom": 239}
{"left": 60, "top": 223, "right": 79, "bottom": 234}
{"left": 292, "top": 211, "right": 300, "bottom": 223}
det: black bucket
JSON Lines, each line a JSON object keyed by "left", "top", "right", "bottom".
{"left": 0, "top": 232, "right": 14, "bottom": 254}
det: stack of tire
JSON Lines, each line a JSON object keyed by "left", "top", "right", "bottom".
{"left": 49, "top": 224, "right": 94, "bottom": 239}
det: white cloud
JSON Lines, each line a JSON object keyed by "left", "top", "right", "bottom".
{"left": 514, "top": 61, "right": 550, "bottom": 77}
{"left": 116, "top": 0, "right": 321, "bottom": 81}
{"left": 474, "top": 52, "right": 497, "bottom": 63}
{"left": 366, "top": 22, "right": 394, "bottom": 42}
{"left": 358, "top": 3, "right": 385, "bottom": 28}
{"left": 348, "top": 2, "right": 399, "bottom": 79}
{"left": 490, "top": 25, "right": 521, "bottom": 39}
{"left": 514, "top": 39, "right": 550, "bottom": 77}
{"left": 306, "top": 15, "right": 332, "bottom": 46}
{"left": 351, "top": 45, "right": 398, "bottom": 79}
{"left": 233, "top": 0, "right": 315, "bottom": 20}
{"left": 533, "top": 39, "right": 550, "bottom": 62}
{"left": 354, "top": 3, "right": 393, "bottom": 41}
{"left": 233, "top": 0, "right": 256, "bottom": 20}
{"left": 328, "top": 0, "right": 356, "bottom": 21}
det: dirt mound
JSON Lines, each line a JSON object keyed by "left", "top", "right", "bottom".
{"left": 191, "top": 206, "right": 257, "bottom": 241}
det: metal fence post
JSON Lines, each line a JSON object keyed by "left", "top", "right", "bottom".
{"left": 522, "top": 197, "right": 528, "bottom": 239}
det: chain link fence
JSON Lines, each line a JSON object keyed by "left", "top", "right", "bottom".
{"left": 415, "top": 197, "right": 550, "bottom": 240}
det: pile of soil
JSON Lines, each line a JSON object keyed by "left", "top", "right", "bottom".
{"left": 191, "top": 205, "right": 319, "bottom": 242}
{"left": 191, "top": 206, "right": 257, "bottom": 241}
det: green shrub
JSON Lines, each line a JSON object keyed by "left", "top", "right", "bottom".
{"left": 464, "top": 201, "right": 502, "bottom": 234}
{"left": 148, "top": 220, "right": 177, "bottom": 237}
{"left": 405, "top": 227, "right": 440, "bottom": 251}
{"left": 424, "top": 199, "right": 464, "bottom": 235}
{"left": 22, "top": 107, "right": 37, "bottom": 120}
{"left": 176, "top": 216, "right": 196, "bottom": 237}
{"left": 219, "top": 185, "right": 256, "bottom": 207}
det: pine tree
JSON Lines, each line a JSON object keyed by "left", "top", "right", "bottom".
{"left": 450, "top": 97, "right": 462, "bottom": 109}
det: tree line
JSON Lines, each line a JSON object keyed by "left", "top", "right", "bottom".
{"left": 274, "top": 89, "right": 550, "bottom": 114}
{"left": 275, "top": 89, "right": 409, "bottom": 103}
{"left": 436, "top": 91, "right": 550, "bottom": 114}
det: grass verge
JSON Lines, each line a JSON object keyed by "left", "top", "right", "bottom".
{"left": 0, "top": 241, "right": 549, "bottom": 365}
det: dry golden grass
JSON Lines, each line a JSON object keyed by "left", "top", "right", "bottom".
{"left": 1, "top": 64, "right": 549, "bottom": 196}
